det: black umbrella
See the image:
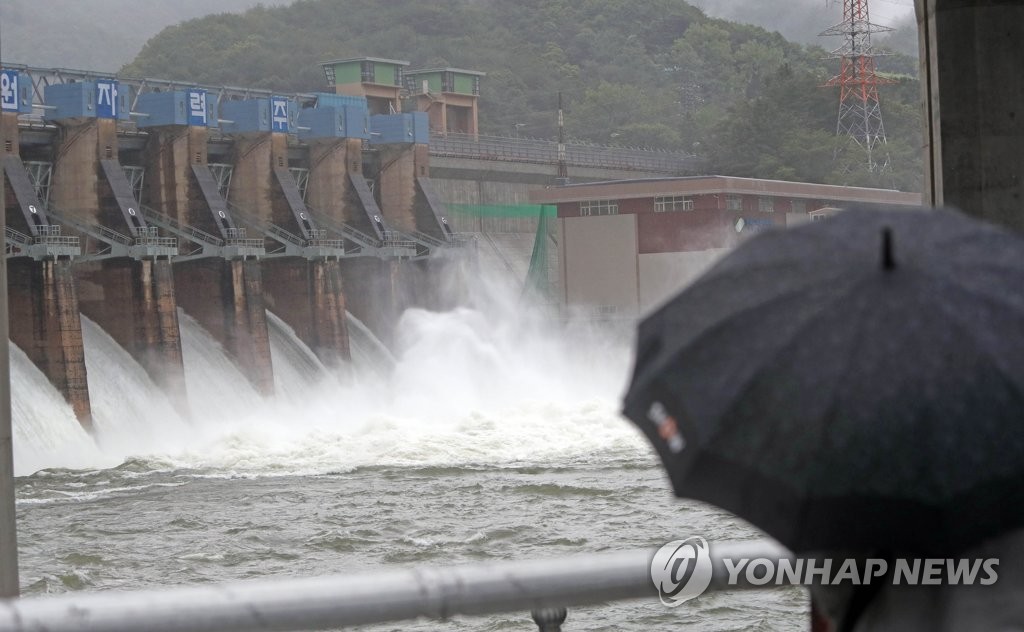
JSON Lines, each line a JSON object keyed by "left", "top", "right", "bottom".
{"left": 622, "top": 206, "right": 1024, "bottom": 556}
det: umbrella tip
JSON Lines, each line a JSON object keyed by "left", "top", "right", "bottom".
{"left": 882, "top": 227, "right": 896, "bottom": 271}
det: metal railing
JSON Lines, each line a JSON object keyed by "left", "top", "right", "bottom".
{"left": 299, "top": 207, "right": 376, "bottom": 256}
{"left": 224, "top": 227, "right": 264, "bottom": 249}
{"left": 0, "top": 541, "right": 793, "bottom": 632}
{"left": 382, "top": 229, "right": 417, "bottom": 250}
{"left": 3, "top": 228, "right": 32, "bottom": 246}
{"left": 140, "top": 206, "right": 225, "bottom": 247}
{"left": 227, "top": 205, "right": 345, "bottom": 252}
{"left": 32, "top": 224, "right": 79, "bottom": 248}
{"left": 429, "top": 132, "right": 700, "bottom": 174}
{"left": 407, "top": 229, "right": 447, "bottom": 248}
{"left": 5, "top": 224, "right": 80, "bottom": 259}
{"left": 133, "top": 226, "right": 177, "bottom": 249}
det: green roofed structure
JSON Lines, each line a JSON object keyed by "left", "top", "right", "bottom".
{"left": 320, "top": 57, "right": 410, "bottom": 115}
{"left": 404, "top": 67, "right": 485, "bottom": 138}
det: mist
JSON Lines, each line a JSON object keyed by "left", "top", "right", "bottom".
{"left": 689, "top": 0, "right": 918, "bottom": 56}
{"left": 1, "top": 0, "right": 293, "bottom": 72}
{"left": 11, "top": 250, "right": 640, "bottom": 477}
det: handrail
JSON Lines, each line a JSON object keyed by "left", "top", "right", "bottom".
{"left": 43, "top": 207, "right": 134, "bottom": 246}
{"left": 429, "top": 131, "right": 700, "bottom": 174}
{"left": 226, "top": 204, "right": 344, "bottom": 250}
{"left": 0, "top": 541, "right": 793, "bottom": 632}
{"left": 140, "top": 206, "right": 224, "bottom": 247}
{"left": 97, "top": 224, "right": 133, "bottom": 246}
{"left": 303, "top": 206, "right": 382, "bottom": 250}
{"left": 407, "top": 229, "right": 446, "bottom": 248}
{"left": 381, "top": 229, "right": 417, "bottom": 250}
{"left": 227, "top": 204, "right": 307, "bottom": 248}
{"left": 3, "top": 228, "right": 32, "bottom": 246}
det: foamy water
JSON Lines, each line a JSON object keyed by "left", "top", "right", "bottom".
{"left": 8, "top": 255, "right": 806, "bottom": 630}
{"left": 11, "top": 282, "right": 644, "bottom": 479}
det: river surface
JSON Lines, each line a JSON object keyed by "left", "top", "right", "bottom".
{"left": 10, "top": 280, "right": 807, "bottom": 630}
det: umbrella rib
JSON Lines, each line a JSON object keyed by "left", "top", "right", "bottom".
{"left": 709, "top": 276, "right": 879, "bottom": 548}
{"left": 930, "top": 285, "right": 1024, "bottom": 413}
{"left": 934, "top": 273, "right": 1024, "bottom": 312}
{"left": 641, "top": 269, "right": 857, "bottom": 385}
{"left": 639, "top": 258, "right": 839, "bottom": 330}
{"left": 707, "top": 273, "right": 875, "bottom": 444}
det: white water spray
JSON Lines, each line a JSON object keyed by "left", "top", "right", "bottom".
{"left": 12, "top": 255, "right": 648, "bottom": 478}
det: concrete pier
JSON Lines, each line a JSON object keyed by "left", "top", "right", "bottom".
{"left": 262, "top": 259, "right": 350, "bottom": 366}
{"left": 175, "top": 258, "right": 273, "bottom": 393}
{"left": 377, "top": 144, "right": 419, "bottom": 233}
{"left": 74, "top": 259, "right": 185, "bottom": 409}
{"left": 48, "top": 117, "right": 187, "bottom": 411}
{"left": 2, "top": 112, "right": 92, "bottom": 429}
{"left": 231, "top": 128, "right": 352, "bottom": 367}
{"left": 143, "top": 125, "right": 275, "bottom": 394}
{"left": 7, "top": 259, "right": 91, "bottom": 429}
{"left": 918, "top": 0, "right": 1024, "bottom": 230}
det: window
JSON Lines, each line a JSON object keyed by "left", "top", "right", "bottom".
{"left": 579, "top": 199, "right": 619, "bottom": 216}
{"left": 726, "top": 194, "right": 743, "bottom": 211}
{"left": 654, "top": 195, "right": 694, "bottom": 212}
{"left": 792, "top": 199, "right": 806, "bottom": 213}
{"left": 759, "top": 197, "right": 775, "bottom": 213}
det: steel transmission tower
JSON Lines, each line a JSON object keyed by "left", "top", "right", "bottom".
{"left": 821, "top": 0, "right": 894, "bottom": 173}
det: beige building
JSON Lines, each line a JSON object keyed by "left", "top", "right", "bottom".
{"left": 529, "top": 176, "right": 922, "bottom": 318}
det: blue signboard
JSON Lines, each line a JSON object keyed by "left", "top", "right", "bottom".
{"left": 271, "top": 96, "right": 289, "bottom": 132}
{"left": 188, "top": 89, "right": 208, "bottom": 127}
{"left": 0, "top": 71, "right": 19, "bottom": 112}
{"left": 96, "top": 80, "right": 119, "bottom": 119}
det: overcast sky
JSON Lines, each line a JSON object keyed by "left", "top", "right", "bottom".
{"left": 1, "top": 0, "right": 917, "bottom": 73}
{"left": 689, "top": 0, "right": 917, "bottom": 48}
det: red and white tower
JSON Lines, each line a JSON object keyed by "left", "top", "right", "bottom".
{"left": 821, "top": 0, "right": 893, "bottom": 173}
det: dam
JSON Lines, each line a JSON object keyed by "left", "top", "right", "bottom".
{"left": 1, "top": 59, "right": 696, "bottom": 431}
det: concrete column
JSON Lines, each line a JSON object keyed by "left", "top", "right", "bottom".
{"left": 175, "top": 258, "right": 274, "bottom": 395}
{"left": 74, "top": 259, "right": 187, "bottom": 414}
{"left": 8, "top": 258, "right": 92, "bottom": 430}
{"left": 338, "top": 257, "right": 403, "bottom": 349}
{"left": 51, "top": 119, "right": 188, "bottom": 407}
{"left": 50, "top": 119, "right": 120, "bottom": 224}
{"left": 306, "top": 139, "right": 354, "bottom": 221}
{"left": 377, "top": 145, "right": 417, "bottom": 232}
{"left": 256, "top": 135, "right": 353, "bottom": 365}
{"left": 262, "top": 259, "right": 350, "bottom": 367}
{"left": 917, "top": 0, "right": 1024, "bottom": 230}
{"left": 230, "top": 133, "right": 292, "bottom": 226}
{"left": 0, "top": 111, "right": 18, "bottom": 597}
{"left": 0, "top": 113, "right": 17, "bottom": 157}
{"left": 143, "top": 126, "right": 220, "bottom": 234}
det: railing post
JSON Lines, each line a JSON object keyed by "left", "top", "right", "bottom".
{"left": 531, "top": 608, "right": 567, "bottom": 632}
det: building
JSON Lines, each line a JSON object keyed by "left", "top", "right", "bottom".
{"left": 320, "top": 57, "right": 410, "bottom": 115}
{"left": 529, "top": 176, "right": 922, "bottom": 317}
{"left": 403, "top": 67, "right": 484, "bottom": 138}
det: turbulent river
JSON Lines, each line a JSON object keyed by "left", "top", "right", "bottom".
{"left": 10, "top": 274, "right": 806, "bottom": 630}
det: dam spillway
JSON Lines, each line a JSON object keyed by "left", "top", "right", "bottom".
{"left": 0, "top": 63, "right": 695, "bottom": 432}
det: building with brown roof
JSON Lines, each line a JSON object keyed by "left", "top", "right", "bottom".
{"left": 529, "top": 176, "right": 922, "bottom": 317}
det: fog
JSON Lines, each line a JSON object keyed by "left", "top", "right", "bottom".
{"left": 0, "top": 0, "right": 293, "bottom": 71}
{"left": 1, "top": 0, "right": 918, "bottom": 73}
{"left": 689, "top": 0, "right": 918, "bottom": 55}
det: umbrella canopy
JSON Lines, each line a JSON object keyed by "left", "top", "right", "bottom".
{"left": 623, "top": 207, "right": 1024, "bottom": 556}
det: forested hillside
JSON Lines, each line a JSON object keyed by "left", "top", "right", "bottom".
{"left": 123, "top": 0, "right": 922, "bottom": 191}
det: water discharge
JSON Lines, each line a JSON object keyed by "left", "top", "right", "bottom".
{"left": 9, "top": 257, "right": 804, "bottom": 629}
{"left": 11, "top": 265, "right": 645, "bottom": 478}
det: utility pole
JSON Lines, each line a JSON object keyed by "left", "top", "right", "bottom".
{"left": 0, "top": 13, "right": 20, "bottom": 598}
{"left": 821, "top": 0, "right": 894, "bottom": 174}
{"left": 556, "top": 92, "right": 567, "bottom": 181}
